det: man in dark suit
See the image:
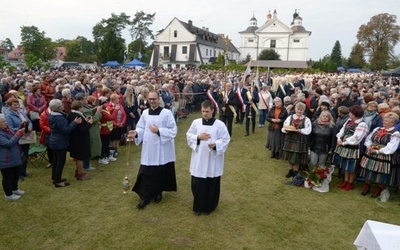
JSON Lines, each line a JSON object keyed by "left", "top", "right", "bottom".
{"left": 219, "top": 82, "right": 238, "bottom": 136}
{"left": 275, "top": 79, "right": 292, "bottom": 101}
{"left": 235, "top": 81, "right": 248, "bottom": 124}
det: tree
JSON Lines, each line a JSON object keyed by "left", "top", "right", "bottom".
{"left": 0, "top": 38, "right": 15, "bottom": 50}
{"left": 356, "top": 13, "right": 400, "bottom": 70}
{"left": 92, "top": 13, "right": 131, "bottom": 56}
{"left": 127, "top": 39, "right": 147, "bottom": 60}
{"left": 92, "top": 13, "right": 131, "bottom": 42}
{"left": 0, "top": 55, "right": 11, "bottom": 68}
{"left": 130, "top": 11, "right": 155, "bottom": 52}
{"left": 347, "top": 43, "right": 366, "bottom": 69}
{"left": 330, "top": 40, "right": 342, "bottom": 67}
{"left": 97, "top": 29, "right": 125, "bottom": 63}
{"left": 258, "top": 49, "right": 281, "bottom": 60}
{"left": 64, "top": 40, "right": 82, "bottom": 62}
{"left": 20, "top": 26, "right": 56, "bottom": 62}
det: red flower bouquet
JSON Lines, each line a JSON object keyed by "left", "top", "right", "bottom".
{"left": 305, "top": 165, "right": 330, "bottom": 187}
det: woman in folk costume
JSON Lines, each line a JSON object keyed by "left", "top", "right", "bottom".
{"left": 281, "top": 102, "right": 312, "bottom": 178}
{"left": 359, "top": 112, "right": 400, "bottom": 197}
{"left": 334, "top": 105, "right": 369, "bottom": 191}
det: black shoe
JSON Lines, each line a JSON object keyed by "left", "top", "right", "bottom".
{"left": 19, "top": 176, "right": 25, "bottom": 181}
{"left": 275, "top": 152, "right": 280, "bottom": 159}
{"left": 245, "top": 133, "right": 249, "bottom": 136}
{"left": 52, "top": 179, "right": 67, "bottom": 184}
{"left": 55, "top": 182, "right": 70, "bottom": 188}
{"left": 194, "top": 211, "right": 202, "bottom": 216}
{"left": 22, "top": 173, "right": 31, "bottom": 177}
{"left": 136, "top": 200, "right": 149, "bottom": 209}
{"left": 270, "top": 152, "right": 276, "bottom": 159}
{"left": 285, "top": 169, "right": 294, "bottom": 178}
{"left": 154, "top": 193, "right": 162, "bottom": 203}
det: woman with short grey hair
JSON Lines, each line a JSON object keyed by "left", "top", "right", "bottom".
{"left": 48, "top": 99, "right": 82, "bottom": 187}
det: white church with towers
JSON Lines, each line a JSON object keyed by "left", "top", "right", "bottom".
{"left": 239, "top": 9, "right": 311, "bottom": 62}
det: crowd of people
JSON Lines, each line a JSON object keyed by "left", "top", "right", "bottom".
{"left": 1, "top": 65, "right": 400, "bottom": 207}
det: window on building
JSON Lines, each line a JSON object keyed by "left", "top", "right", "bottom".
{"left": 294, "top": 39, "right": 300, "bottom": 43}
{"left": 270, "top": 40, "right": 276, "bottom": 48}
{"left": 163, "top": 47, "right": 169, "bottom": 57}
{"left": 248, "top": 39, "right": 254, "bottom": 43}
{"left": 182, "top": 46, "right": 187, "bottom": 54}
{"left": 174, "top": 30, "right": 177, "bottom": 37}
{"left": 206, "top": 49, "right": 208, "bottom": 56}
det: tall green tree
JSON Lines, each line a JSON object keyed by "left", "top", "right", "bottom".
{"left": 347, "top": 43, "right": 366, "bottom": 69}
{"left": 130, "top": 11, "right": 155, "bottom": 52}
{"left": 20, "top": 26, "right": 56, "bottom": 62}
{"left": 356, "top": 13, "right": 400, "bottom": 70}
{"left": 258, "top": 49, "right": 281, "bottom": 60}
{"left": 92, "top": 13, "right": 131, "bottom": 42}
{"left": 0, "top": 38, "right": 15, "bottom": 50}
{"left": 330, "top": 40, "right": 342, "bottom": 67}
{"left": 127, "top": 39, "right": 146, "bottom": 60}
{"left": 97, "top": 29, "right": 125, "bottom": 63}
{"left": 92, "top": 13, "right": 131, "bottom": 56}
{"left": 64, "top": 40, "right": 82, "bottom": 62}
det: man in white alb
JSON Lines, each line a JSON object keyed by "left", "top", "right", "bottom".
{"left": 128, "top": 91, "right": 178, "bottom": 209}
{"left": 186, "top": 100, "right": 231, "bottom": 216}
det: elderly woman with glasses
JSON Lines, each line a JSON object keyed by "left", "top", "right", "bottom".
{"left": 359, "top": 112, "right": 400, "bottom": 197}
{"left": 4, "top": 97, "right": 33, "bottom": 180}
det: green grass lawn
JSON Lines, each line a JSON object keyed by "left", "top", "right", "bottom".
{"left": 1, "top": 112, "right": 400, "bottom": 249}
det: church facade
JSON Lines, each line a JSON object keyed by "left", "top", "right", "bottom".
{"left": 239, "top": 10, "right": 311, "bottom": 62}
{"left": 150, "top": 17, "right": 240, "bottom": 68}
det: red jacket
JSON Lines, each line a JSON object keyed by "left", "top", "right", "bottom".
{"left": 39, "top": 108, "right": 51, "bottom": 145}
{"left": 100, "top": 108, "right": 118, "bottom": 135}
{"left": 107, "top": 103, "right": 127, "bottom": 128}
{"left": 26, "top": 93, "right": 47, "bottom": 113}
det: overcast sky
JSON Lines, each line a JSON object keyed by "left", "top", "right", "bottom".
{"left": 1, "top": 0, "right": 399, "bottom": 61}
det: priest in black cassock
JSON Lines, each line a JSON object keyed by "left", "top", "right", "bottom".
{"left": 128, "top": 91, "right": 178, "bottom": 209}
{"left": 186, "top": 100, "right": 231, "bottom": 216}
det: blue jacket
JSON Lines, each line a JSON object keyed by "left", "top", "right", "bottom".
{"left": 48, "top": 111, "right": 78, "bottom": 150}
{"left": 4, "top": 108, "right": 33, "bottom": 133}
{"left": 0, "top": 129, "right": 23, "bottom": 169}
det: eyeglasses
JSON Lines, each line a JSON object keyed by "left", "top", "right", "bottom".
{"left": 148, "top": 98, "right": 158, "bottom": 101}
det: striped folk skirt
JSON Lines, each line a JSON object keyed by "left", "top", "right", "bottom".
{"left": 359, "top": 152, "right": 397, "bottom": 186}
{"left": 282, "top": 132, "right": 308, "bottom": 165}
{"left": 333, "top": 145, "right": 360, "bottom": 173}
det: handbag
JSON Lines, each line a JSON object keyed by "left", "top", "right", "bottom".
{"left": 29, "top": 111, "right": 40, "bottom": 121}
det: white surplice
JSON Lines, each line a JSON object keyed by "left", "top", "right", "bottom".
{"left": 187, "top": 118, "right": 231, "bottom": 178}
{"left": 134, "top": 108, "right": 177, "bottom": 166}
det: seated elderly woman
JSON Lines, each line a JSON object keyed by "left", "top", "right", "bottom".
{"left": 48, "top": 99, "right": 82, "bottom": 187}
{"left": 0, "top": 114, "right": 26, "bottom": 201}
